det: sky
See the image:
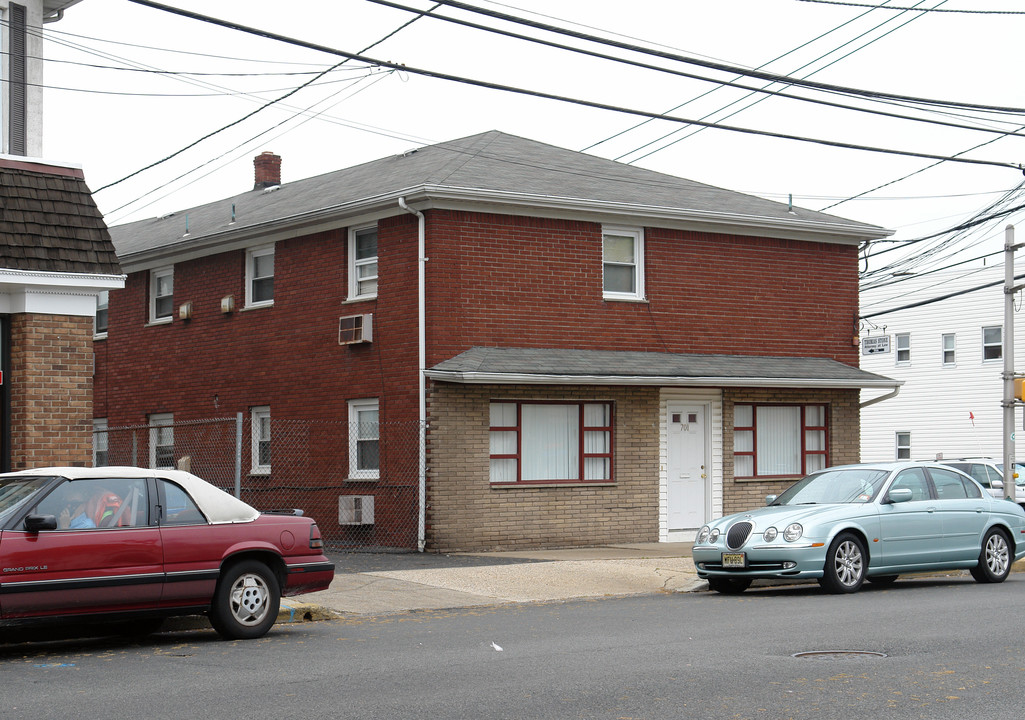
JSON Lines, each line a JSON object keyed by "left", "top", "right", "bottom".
{"left": 36, "top": 0, "right": 1025, "bottom": 284}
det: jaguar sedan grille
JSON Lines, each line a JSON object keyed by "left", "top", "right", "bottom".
{"left": 726, "top": 521, "right": 754, "bottom": 549}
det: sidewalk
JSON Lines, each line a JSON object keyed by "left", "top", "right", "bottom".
{"left": 281, "top": 543, "right": 703, "bottom": 620}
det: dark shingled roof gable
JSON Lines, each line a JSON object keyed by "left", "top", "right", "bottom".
{"left": 0, "top": 161, "right": 120, "bottom": 275}
{"left": 110, "top": 130, "right": 889, "bottom": 261}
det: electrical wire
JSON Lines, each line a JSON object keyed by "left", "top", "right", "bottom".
{"left": 105, "top": 71, "right": 398, "bottom": 222}
{"left": 861, "top": 272, "right": 1025, "bottom": 320}
{"left": 114, "top": 0, "right": 1025, "bottom": 174}
{"left": 424, "top": 0, "right": 1025, "bottom": 116}
{"left": 797, "top": 0, "right": 1025, "bottom": 13}
{"left": 367, "top": 0, "right": 1025, "bottom": 148}
{"left": 102, "top": 3, "right": 444, "bottom": 214}
{"left": 616, "top": 0, "right": 945, "bottom": 164}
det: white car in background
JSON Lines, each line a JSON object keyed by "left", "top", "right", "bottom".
{"left": 940, "top": 459, "right": 1025, "bottom": 508}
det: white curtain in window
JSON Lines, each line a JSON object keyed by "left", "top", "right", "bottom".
{"left": 490, "top": 458, "right": 517, "bottom": 482}
{"left": 734, "top": 405, "right": 753, "bottom": 427}
{"left": 756, "top": 406, "right": 800, "bottom": 475}
{"left": 522, "top": 405, "right": 578, "bottom": 481}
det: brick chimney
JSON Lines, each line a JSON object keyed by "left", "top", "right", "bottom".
{"left": 254, "top": 151, "right": 281, "bottom": 190}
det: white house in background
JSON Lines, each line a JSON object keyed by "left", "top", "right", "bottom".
{"left": 859, "top": 263, "right": 1025, "bottom": 462}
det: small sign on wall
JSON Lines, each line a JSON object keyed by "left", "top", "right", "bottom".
{"left": 862, "top": 336, "right": 890, "bottom": 355}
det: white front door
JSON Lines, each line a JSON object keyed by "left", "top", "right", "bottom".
{"left": 667, "top": 404, "right": 708, "bottom": 531}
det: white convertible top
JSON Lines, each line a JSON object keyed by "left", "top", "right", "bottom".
{"left": 5, "top": 466, "right": 260, "bottom": 524}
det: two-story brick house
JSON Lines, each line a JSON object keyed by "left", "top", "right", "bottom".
{"left": 97, "top": 130, "right": 897, "bottom": 551}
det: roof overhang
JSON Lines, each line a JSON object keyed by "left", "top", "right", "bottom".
{"left": 405, "top": 186, "right": 892, "bottom": 246}
{"left": 115, "top": 183, "right": 891, "bottom": 272}
{"left": 425, "top": 347, "right": 902, "bottom": 391}
{"left": 0, "top": 268, "right": 125, "bottom": 316}
{"left": 424, "top": 370, "right": 901, "bottom": 389}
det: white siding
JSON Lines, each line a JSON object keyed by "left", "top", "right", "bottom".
{"left": 860, "top": 264, "right": 1025, "bottom": 462}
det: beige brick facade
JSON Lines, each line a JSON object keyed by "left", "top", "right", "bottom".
{"left": 427, "top": 383, "right": 862, "bottom": 551}
{"left": 8, "top": 313, "right": 95, "bottom": 470}
{"left": 427, "top": 383, "right": 661, "bottom": 551}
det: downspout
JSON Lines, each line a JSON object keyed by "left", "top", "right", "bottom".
{"left": 399, "top": 197, "right": 427, "bottom": 552}
{"left": 860, "top": 385, "right": 901, "bottom": 409}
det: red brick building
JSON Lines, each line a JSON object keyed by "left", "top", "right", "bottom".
{"left": 97, "top": 131, "right": 897, "bottom": 551}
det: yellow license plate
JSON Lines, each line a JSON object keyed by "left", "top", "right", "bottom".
{"left": 721, "top": 552, "right": 747, "bottom": 568}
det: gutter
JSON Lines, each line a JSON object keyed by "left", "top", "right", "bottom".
{"left": 398, "top": 197, "right": 427, "bottom": 553}
{"left": 859, "top": 384, "right": 901, "bottom": 409}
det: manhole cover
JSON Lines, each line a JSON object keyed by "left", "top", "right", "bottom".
{"left": 792, "top": 650, "right": 887, "bottom": 659}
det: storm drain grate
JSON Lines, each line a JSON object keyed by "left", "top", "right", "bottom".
{"left": 792, "top": 650, "right": 887, "bottom": 659}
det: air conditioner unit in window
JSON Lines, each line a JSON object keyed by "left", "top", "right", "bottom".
{"left": 338, "top": 313, "right": 373, "bottom": 345}
{"left": 339, "top": 495, "right": 374, "bottom": 525}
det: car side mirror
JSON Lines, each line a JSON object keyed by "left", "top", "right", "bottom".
{"left": 765, "top": 494, "right": 777, "bottom": 505}
{"left": 887, "top": 488, "right": 913, "bottom": 504}
{"left": 24, "top": 514, "right": 57, "bottom": 532}
{"left": 992, "top": 479, "right": 1004, "bottom": 489}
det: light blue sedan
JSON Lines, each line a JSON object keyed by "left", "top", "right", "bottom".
{"left": 692, "top": 462, "right": 1025, "bottom": 594}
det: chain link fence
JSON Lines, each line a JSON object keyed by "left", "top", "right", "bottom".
{"left": 94, "top": 416, "right": 423, "bottom": 551}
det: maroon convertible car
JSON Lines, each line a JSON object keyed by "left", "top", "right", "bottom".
{"left": 0, "top": 466, "right": 335, "bottom": 640}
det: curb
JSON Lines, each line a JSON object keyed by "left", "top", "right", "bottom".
{"left": 163, "top": 600, "right": 340, "bottom": 633}
{"left": 277, "top": 600, "right": 341, "bottom": 623}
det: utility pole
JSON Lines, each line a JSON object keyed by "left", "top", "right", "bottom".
{"left": 1003, "top": 225, "right": 1024, "bottom": 499}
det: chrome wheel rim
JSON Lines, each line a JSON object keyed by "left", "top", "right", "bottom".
{"left": 834, "top": 540, "right": 863, "bottom": 587}
{"left": 229, "top": 573, "right": 270, "bottom": 627}
{"left": 985, "top": 533, "right": 1010, "bottom": 577}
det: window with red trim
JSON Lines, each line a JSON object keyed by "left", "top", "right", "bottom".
{"left": 489, "top": 401, "right": 613, "bottom": 484}
{"left": 734, "top": 404, "right": 827, "bottom": 478}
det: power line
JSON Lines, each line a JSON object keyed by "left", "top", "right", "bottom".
{"left": 797, "top": 0, "right": 1025, "bottom": 13}
{"left": 101, "top": 3, "right": 444, "bottom": 213}
{"left": 860, "top": 272, "right": 1025, "bottom": 320}
{"left": 105, "top": 72, "right": 398, "bottom": 222}
{"left": 425, "top": 0, "right": 1025, "bottom": 116}
{"left": 118, "top": 0, "right": 1025, "bottom": 174}
{"left": 614, "top": 0, "right": 943, "bottom": 164}
{"left": 42, "top": 22, "right": 330, "bottom": 66}
{"left": 859, "top": 183, "right": 1025, "bottom": 281}
{"left": 368, "top": 0, "right": 1025, "bottom": 149}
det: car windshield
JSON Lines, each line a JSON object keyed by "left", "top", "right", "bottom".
{"left": 770, "top": 468, "right": 890, "bottom": 506}
{"left": 0, "top": 476, "right": 54, "bottom": 525}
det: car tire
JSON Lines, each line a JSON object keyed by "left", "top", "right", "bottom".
{"left": 707, "top": 577, "right": 752, "bottom": 594}
{"left": 209, "top": 560, "right": 281, "bottom": 640}
{"left": 866, "top": 575, "right": 898, "bottom": 586}
{"left": 970, "top": 527, "right": 1012, "bottom": 584}
{"left": 819, "top": 532, "right": 866, "bottom": 594}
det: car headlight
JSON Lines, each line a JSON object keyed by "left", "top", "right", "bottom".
{"left": 697, "top": 526, "right": 710, "bottom": 544}
{"left": 708, "top": 528, "right": 720, "bottom": 543}
{"left": 763, "top": 527, "right": 778, "bottom": 542}
{"left": 783, "top": 523, "right": 803, "bottom": 542}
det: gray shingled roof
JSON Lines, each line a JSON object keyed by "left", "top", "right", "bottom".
{"left": 0, "top": 162, "right": 120, "bottom": 275}
{"left": 426, "top": 346, "right": 900, "bottom": 389}
{"left": 110, "top": 130, "right": 889, "bottom": 263}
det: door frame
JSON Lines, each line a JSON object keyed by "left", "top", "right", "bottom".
{"left": 659, "top": 389, "right": 722, "bottom": 542}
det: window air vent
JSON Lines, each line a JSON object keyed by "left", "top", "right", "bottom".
{"left": 339, "top": 313, "right": 373, "bottom": 345}
{"left": 339, "top": 495, "right": 374, "bottom": 525}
